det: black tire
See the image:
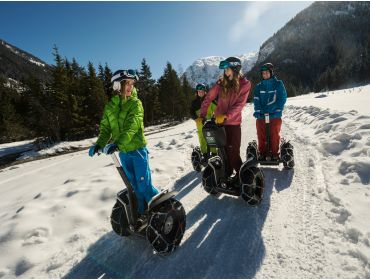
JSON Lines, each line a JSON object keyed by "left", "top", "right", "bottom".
{"left": 110, "top": 201, "right": 131, "bottom": 237}
{"left": 191, "top": 147, "right": 202, "bottom": 172}
{"left": 246, "top": 141, "right": 258, "bottom": 161}
{"left": 240, "top": 166, "right": 264, "bottom": 206}
{"left": 281, "top": 141, "right": 295, "bottom": 169}
{"left": 146, "top": 198, "right": 186, "bottom": 255}
{"left": 202, "top": 165, "right": 218, "bottom": 195}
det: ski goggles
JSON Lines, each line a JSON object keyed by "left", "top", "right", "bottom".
{"left": 195, "top": 84, "right": 206, "bottom": 91}
{"left": 111, "top": 69, "right": 138, "bottom": 83}
{"left": 219, "top": 60, "right": 241, "bottom": 69}
{"left": 260, "top": 65, "right": 271, "bottom": 72}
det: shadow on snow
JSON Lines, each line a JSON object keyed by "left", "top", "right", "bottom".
{"left": 63, "top": 167, "right": 295, "bottom": 278}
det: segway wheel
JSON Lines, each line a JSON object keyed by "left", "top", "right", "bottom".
{"left": 146, "top": 198, "right": 186, "bottom": 255}
{"left": 240, "top": 166, "right": 264, "bottom": 206}
{"left": 191, "top": 147, "right": 202, "bottom": 172}
{"left": 246, "top": 140, "right": 258, "bottom": 161}
{"left": 202, "top": 165, "right": 218, "bottom": 195}
{"left": 281, "top": 141, "right": 295, "bottom": 169}
{"left": 110, "top": 201, "right": 131, "bottom": 236}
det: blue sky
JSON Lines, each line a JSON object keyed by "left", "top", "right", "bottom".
{"left": 0, "top": 1, "right": 312, "bottom": 79}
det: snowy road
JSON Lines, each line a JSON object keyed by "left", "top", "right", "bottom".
{"left": 1, "top": 100, "right": 369, "bottom": 278}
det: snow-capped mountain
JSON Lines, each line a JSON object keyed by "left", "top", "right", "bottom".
{"left": 0, "top": 39, "right": 51, "bottom": 82}
{"left": 184, "top": 52, "right": 257, "bottom": 88}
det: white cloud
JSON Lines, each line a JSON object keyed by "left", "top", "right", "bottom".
{"left": 229, "top": 2, "right": 274, "bottom": 43}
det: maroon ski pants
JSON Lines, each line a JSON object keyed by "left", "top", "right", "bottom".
{"left": 224, "top": 125, "right": 243, "bottom": 177}
{"left": 256, "top": 118, "right": 282, "bottom": 157}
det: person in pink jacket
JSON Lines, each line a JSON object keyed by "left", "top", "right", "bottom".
{"left": 197, "top": 57, "right": 251, "bottom": 178}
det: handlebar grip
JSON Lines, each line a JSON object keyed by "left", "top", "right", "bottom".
{"left": 264, "top": 113, "right": 270, "bottom": 124}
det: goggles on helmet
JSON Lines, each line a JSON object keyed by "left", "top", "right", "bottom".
{"left": 195, "top": 84, "right": 206, "bottom": 91}
{"left": 111, "top": 69, "right": 138, "bottom": 83}
{"left": 219, "top": 60, "right": 241, "bottom": 69}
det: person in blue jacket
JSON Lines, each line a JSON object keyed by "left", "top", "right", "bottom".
{"left": 253, "top": 63, "right": 287, "bottom": 160}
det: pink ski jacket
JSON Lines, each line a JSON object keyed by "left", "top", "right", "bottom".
{"left": 200, "top": 77, "right": 251, "bottom": 125}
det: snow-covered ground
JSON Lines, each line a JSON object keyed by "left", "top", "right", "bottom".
{"left": 15, "top": 138, "right": 97, "bottom": 161}
{"left": 0, "top": 140, "right": 34, "bottom": 159}
{"left": 288, "top": 84, "right": 370, "bottom": 115}
{"left": 0, "top": 85, "right": 370, "bottom": 278}
{"left": 0, "top": 123, "right": 181, "bottom": 165}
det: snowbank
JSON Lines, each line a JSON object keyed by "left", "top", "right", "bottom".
{"left": 287, "top": 84, "right": 370, "bottom": 115}
{"left": 284, "top": 85, "right": 370, "bottom": 276}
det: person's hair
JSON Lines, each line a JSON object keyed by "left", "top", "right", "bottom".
{"left": 220, "top": 70, "right": 243, "bottom": 98}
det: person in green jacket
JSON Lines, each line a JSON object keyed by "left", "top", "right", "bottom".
{"left": 190, "top": 83, "right": 217, "bottom": 159}
{"left": 88, "top": 69, "right": 159, "bottom": 216}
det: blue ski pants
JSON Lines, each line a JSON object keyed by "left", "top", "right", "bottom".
{"left": 118, "top": 147, "right": 159, "bottom": 214}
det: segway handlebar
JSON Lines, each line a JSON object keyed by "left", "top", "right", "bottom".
{"left": 96, "top": 145, "right": 119, "bottom": 155}
{"left": 204, "top": 117, "right": 225, "bottom": 127}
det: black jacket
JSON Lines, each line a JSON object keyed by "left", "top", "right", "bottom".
{"left": 190, "top": 95, "right": 217, "bottom": 120}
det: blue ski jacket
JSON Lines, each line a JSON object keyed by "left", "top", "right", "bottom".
{"left": 253, "top": 76, "right": 287, "bottom": 120}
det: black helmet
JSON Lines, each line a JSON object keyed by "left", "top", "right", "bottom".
{"left": 260, "top": 63, "right": 274, "bottom": 76}
{"left": 219, "top": 56, "right": 242, "bottom": 73}
{"left": 195, "top": 83, "right": 207, "bottom": 91}
{"left": 111, "top": 69, "right": 139, "bottom": 83}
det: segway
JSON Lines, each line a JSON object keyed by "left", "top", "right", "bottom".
{"left": 191, "top": 146, "right": 206, "bottom": 172}
{"left": 247, "top": 113, "right": 294, "bottom": 169}
{"left": 101, "top": 148, "right": 186, "bottom": 255}
{"left": 201, "top": 119, "right": 265, "bottom": 206}
{"left": 191, "top": 145, "right": 218, "bottom": 172}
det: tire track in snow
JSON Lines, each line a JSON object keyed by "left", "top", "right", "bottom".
{"left": 255, "top": 122, "right": 328, "bottom": 277}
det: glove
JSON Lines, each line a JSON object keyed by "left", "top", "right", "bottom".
{"left": 253, "top": 112, "right": 263, "bottom": 119}
{"left": 215, "top": 114, "right": 226, "bottom": 124}
{"left": 103, "top": 143, "right": 118, "bottom": 154}
{"left": 88, "top": 144, "right": 100, "bottom": 157}
{"left": 195, "top": 117, "right": 204, "bottom": 126}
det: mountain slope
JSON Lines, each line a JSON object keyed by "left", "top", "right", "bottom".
{"left": 248, "top": 1, "right": 370, "bottom": 96}
{"left": 0, "top": 39, "right": 51, "bottom": 82}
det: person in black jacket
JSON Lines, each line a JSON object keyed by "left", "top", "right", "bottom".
{"left": 190, "top": 83, "right": 217, "bottom": 157}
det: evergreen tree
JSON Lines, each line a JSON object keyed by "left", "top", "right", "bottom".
{"left": 84, "top": 62, "right": 107, "bottom": 129}
{"left": 157, "top": 62, "right": 182, "bottom": 120}
{"left": 181, "top": 75, "right": 193, "bottom": 118}
{"left": 48, "top": 45, "right": 71, "bottom": 141}
{"left": 137, "top": 58, "right": 156, "bottom": 125}
{"left": 98, "top": 63, "right": 114, "bottom": 99}
{"left": 104, "top": 64, "right": 114, "bottom": 98}
{"left": 150, "top": 86, "right": 162, "bottom": 124}
{"left": 0, "top": 76, "right": 29, "bottom": 142}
